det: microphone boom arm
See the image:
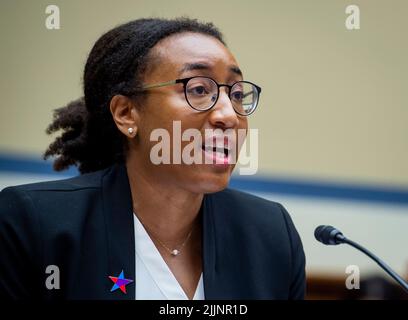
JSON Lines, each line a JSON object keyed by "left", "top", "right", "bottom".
{"left": 339, "top": 236, "right": 408, "bottom": 293}
{"left": 315, "top": 225, "right": 408, "bottom": 293}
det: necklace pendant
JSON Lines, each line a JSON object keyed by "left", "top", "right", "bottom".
{"left": 171, "top": 249, "right": 180, "bottom": 256}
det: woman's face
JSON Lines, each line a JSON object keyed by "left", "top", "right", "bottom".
{"left": 131, "top": 32, "right": 248, "bottom": 194}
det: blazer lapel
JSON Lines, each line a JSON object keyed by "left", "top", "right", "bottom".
{"left": 202, "top": 193, "right": 218, "bottom": 299}
{"left": 101, "top": 163, "right": 135, "bottom": 300}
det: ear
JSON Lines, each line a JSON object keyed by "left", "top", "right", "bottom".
{"left": 109, "top": 95, "right": 140, "bottom": 138}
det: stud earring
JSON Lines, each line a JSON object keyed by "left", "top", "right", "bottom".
{"left": 128, "top": 127, "right": 134, "bottom": 135}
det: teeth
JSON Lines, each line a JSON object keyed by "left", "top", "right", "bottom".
{"left": 204, "top": 145, "right": 228, "bottom": 149}
{"left": 202, "top": 145, "right": 228, "bottom": 157}
{"left": 203, "top": 146, "right": 225, "bottom": 151}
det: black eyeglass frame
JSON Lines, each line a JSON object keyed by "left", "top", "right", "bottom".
{"left": 142, "top": 76, "right": 262, "bottom": 116}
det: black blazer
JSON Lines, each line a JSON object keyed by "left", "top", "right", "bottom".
{"left": 0, "top": 163, "right": 306, "bottom": 300}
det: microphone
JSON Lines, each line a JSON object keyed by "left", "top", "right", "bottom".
{"left": 314, "top": 225, "right": 408, "bottom": 293}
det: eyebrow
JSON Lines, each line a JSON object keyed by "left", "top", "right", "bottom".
{"left": 180, "top": 62, "right": 243, "bottom": 77}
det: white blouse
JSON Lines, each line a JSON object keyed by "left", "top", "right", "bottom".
{"left": 133, "top": 213, "right": 205, "bottom": 300}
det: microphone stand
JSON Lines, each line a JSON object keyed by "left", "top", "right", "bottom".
{"left": 335, "top": 234, "right": 408, "bottom": 293}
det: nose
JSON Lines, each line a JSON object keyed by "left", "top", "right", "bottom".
{"left": 208, "top": 87, "right": 240, "bottom": 129}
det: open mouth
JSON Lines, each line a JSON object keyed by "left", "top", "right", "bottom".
{"left": 200, "top": 135, "right": 235, "bottom": 165}
{"left": 201, "top": 145, "right": 229, "bottom": 158}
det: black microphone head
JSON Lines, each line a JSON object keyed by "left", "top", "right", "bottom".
{"left": 314, "top": 225, "right": 345, "bottom": 245}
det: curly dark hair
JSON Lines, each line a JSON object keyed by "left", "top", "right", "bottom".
{"left": 44, "top": 17, "right": 225, "bottom": 174}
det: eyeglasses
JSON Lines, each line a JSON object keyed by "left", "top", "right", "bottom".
{"left": 141, "top": 76, "right": 262, "bottom": 116}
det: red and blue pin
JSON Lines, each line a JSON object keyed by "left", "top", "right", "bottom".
{"left": 109, "top": 270, "right": 133, "bottom": 294}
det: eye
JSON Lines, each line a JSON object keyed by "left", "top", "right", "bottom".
{"left": 187, "top": 84, "right": 212, "bottom": 97}
{"left": 188, "top": 85, "right": 208, "bottom": 95}
{"left": 231, "top": 90, "right": 244, "bottom": 101}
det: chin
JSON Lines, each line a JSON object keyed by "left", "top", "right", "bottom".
{"left": 189, "top": 170, "right": 232, "bottom": 194}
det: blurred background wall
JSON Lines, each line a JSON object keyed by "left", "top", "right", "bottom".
{"left": 1, "top": 0, "right": 407, "bottom": 298}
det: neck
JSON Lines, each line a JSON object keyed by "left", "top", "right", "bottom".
{"left": 126, "top": 159, "right": 203, "bottom": 244}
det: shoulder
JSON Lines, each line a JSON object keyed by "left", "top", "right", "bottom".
{"left": 0, "top": 167, "right": 110, "bottom": 203}
{"left": 0, "top": 168, "right": 112, "bottom": 299}
{"left": 1, "top": 168, "right": 106, "bottom": 194}
{"left": 208, "top": 188, "right": 306, "bottom": 299}
{"left": 0, "top": 167, "right": 111, "bottom": 227}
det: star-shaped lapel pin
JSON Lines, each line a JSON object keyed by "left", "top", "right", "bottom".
{"left": 109, "top": 270, "right": 133, "bottom": 294}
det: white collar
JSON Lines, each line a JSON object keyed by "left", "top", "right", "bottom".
{"left": 134, "top": 213, "right": 204, "bottom": 300}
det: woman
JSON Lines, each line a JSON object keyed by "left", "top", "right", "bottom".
{"left": 0, "top": 18, "right": 305, "bottom": 300}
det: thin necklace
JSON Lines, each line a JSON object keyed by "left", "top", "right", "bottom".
{"left": 136, "top": 213, "right": 195, "bottom": 257}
